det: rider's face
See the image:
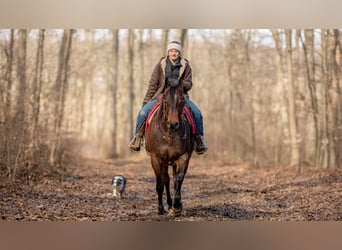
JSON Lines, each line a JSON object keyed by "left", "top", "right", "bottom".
{"left": 168, "top": 49, "right": 180, "bottom": 62}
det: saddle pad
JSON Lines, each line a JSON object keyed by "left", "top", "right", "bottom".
{"left": 145, "top": 102, "right": 161, "bottom": 130}
{"left": 145, "top": 102, "right": 196, "bottom": 134}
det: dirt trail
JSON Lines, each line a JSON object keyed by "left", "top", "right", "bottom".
{"left": 1, "top": 154, "right": 341, "bottom": 221}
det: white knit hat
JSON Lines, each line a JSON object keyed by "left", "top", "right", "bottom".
{"left": 167, "top": 41, "right": 182, "bottom": 54}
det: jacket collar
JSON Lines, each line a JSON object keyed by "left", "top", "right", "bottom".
{"left": 160, "top": 56, "right": 187, "bottom": 79}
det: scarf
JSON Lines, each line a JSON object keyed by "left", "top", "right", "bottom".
{"left": 165, "top": 57, "right": 181, "bottom": 85}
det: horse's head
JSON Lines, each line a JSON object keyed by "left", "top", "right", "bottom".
{"left": 161, "top": 82, "right": 185, "bottom": 130}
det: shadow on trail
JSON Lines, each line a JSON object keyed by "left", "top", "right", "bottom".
{"left": 260, "top": 174, "right": 342, "bottom": 194}
{"left": 186, "top": 203, "right": 276, "bottom": 220}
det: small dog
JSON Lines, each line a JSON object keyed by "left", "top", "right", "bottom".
{"left": 112, "top": 175, "right": 126, "bottom": 198}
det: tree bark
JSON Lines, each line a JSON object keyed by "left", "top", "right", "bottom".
{"left": 326, "top": 29, "right": 340, "bottom": 168}
{"left": 110, "top": 29, "right": 119, "bottom": 158}
{"left": 333, "top": 30, "right": 342, "bottom": 167}
{"left": 1, "top": 30, "right": 14, "bottom": 122}
{"left": 32, "top": 29, "right": 45, "bottom": 151}
{"left": 15, "top": 29, "right": 27, "bottom": 129}
{"left": 242, "top": 30, "right": 257, "bottom": 166}
{"left": 320, "top": 29, "right": 340, "bottom": 168}
{"left": 127, "top": 29, "right": 135, "bottom": 139}
{"left": 321, "top": 29, "right": 329, "bottom": 168}
{"left": 285, "top": 29, "right": 300, "bottom": 167}
{"left": 3, "top": 29, "right": 15, "bottom": 179}
{"left": 302, "top": 29, "right": 320, "bottom": 166}
{"left": 11, "top": 29, "right": 28, "bottom": 180}
{"left": 161, "top": 29, "right": 169, "bottom": 55}
{"left": 174, "top": 29, "right": 188, "bottom": 54}
{"left": 50, "top": 29, "right": 73, "bottom": 166}
{"left": 271, "top": 29, "right": 289, "bottom": 166}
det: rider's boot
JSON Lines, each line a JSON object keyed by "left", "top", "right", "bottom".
{"left": 129, "top": 124, "right": 145, "bottom": 152}
{"left": 195, "top": 134, "right": 208, "bottom": 154}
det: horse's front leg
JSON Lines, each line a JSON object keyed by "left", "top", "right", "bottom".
{"left": 172, "top": 154, "right": 190, "bottom": 216}
{"left": 156, "top": 176, "right": 164, "bottom": 215}
{"left": 164, "top": 165, "right": 172, "bottom": 210}
{"left": 151, "top": 155, "right": 165, "bottom": 215}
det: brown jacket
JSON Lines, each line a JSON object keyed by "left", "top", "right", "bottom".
{"left": 143, "top": 56, "right": 192, "bottom": 104}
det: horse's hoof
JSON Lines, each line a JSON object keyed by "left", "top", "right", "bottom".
{"left": 167, "top": 207, "right": 182, "bottom": 217}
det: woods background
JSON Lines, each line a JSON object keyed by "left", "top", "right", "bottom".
{"left": 0, "top": 29, "right": 341, "bottom": 184}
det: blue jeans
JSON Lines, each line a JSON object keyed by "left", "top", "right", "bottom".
{"left": 135, "top": 99, "right": 158, "bottom": 133}
{"left": 134, "top": 99, "right": 204, "bottom": 136}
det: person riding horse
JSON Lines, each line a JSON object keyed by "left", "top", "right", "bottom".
{"left": 129, "top": 41, "right": 208, "bottom": 154}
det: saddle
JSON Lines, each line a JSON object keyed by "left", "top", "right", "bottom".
{"left": 145, "top": 101, "right": 196, "bottom": 134}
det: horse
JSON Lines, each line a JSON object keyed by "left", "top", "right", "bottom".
{"left": 145, "top": 82, "right": 195, "bottom": 216}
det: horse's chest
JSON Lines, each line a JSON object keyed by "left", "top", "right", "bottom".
{"left": 156, "top": 140, "right": 184, "bottom": 158}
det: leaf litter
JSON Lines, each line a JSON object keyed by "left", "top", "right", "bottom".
{"left": 1, "top": 154, "right": 341, "bottom": 221}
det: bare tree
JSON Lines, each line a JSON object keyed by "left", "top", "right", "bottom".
{"left": 161, "top": 29, "right": 169, "bottom": 55}
{"left": 31, "top": 29, "right": 45, "bottom": 152}
{"left": 320, "top": 29, "right": 341, "bottom": 168}
{"left": 3, "top": 30, "right": 14, "bottom": 124}
{"left": 10, "top": 29, "right": 28, "bottom": 180}
{"left": 110, "top": 29, "right": 119, "bottom": 158}
{"left": 271, "top": 29, "right": 289, "bottom": 165}
{"left": 331, "top": 29, "right": 342, "bottom": 167}
{"left": 285, "top": 29, "right": 300, "bottom": 167}
{"left": 1, "top": 30, "right": 15, "bottom": 179}
{"left": 15, "top": 29, "right": 27, "bottom": 130}
{"left": 50, "top": 29, "right": 73, "bottom": 166}
{"left": 302, "top": 29, "right": 320, "bottom": 166}
{"left": 127, "top": 29, "right": 135, "bottom": 140}
{"left": 174, "top": 29, "right": 188, "bottom": 53}
{"left": 243, "top": 30, "right": 257, "bottom": 167}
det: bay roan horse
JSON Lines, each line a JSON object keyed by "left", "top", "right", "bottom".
{"left": 145, "top": 82, "right": 195, "bottom": 216}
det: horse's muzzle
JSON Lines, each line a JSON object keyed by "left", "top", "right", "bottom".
{"left": 166, "top": 121, "right": 179, "bottom": 130}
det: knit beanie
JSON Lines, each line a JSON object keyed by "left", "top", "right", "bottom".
{"left": 167, "top": 41, "right": 182, "bottom": 54}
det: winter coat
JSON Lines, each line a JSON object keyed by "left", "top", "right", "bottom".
{"left": 143, "top": 56, "right": 192, "bottom": 105}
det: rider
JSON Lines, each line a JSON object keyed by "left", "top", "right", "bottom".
{"left": 129, "top": 41, "right": 208, "bottom": 154}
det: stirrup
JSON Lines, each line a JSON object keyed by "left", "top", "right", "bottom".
{"left": 129, "top": 136, "right": 142, "bottom": 152}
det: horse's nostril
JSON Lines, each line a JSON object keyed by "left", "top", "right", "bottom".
{"left": 170, "top": 122, "right": 179, "bottom": 130}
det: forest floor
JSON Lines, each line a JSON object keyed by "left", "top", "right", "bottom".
{"left": 1, "top": 153, "right": 341, "bottom": 221}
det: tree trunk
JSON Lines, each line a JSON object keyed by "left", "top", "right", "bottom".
{"left": 127, "top": 29, "right": 135, "bottom": 139}
{"left": 320, "top": 29, "right": 340, "bottom": 168}
{"left": 11, "top": 29, "right": 28, "bottom": 181}
{"left": 110, "top": 29, "right": 119, "bottom": 158}
{"left": 32, "top": 29, "right": 45, "bottom": 151}
{"left": 3, "top": 29, "right": 15, "bottom": 179}
{"left": 243, "top": 30, "right": 257, "bottom": 166}
{"left": 174, "top": 29, "right": 188, "bottom": 54}
{"left": 333, "top": 30, "right": 342, "bottom": 167}
{"left": 50, "top": 29, "right": 73, "bottom": 166}
{"left": 285, "top": 29, "right": 300, "bottom": 167}
{"left": 5, "top": 30, "right": 14, "bottom": 120}
{"left": 326, "top": 29, "right": 340, "bottom": 168}
{"left": 180, "top": 29, "right": 188, "bottom": 53}
{"left": 302, "top": 29, "right": 320, "bottom": 166}
{"left": 321, "top": 29, "right": 329, "bottom": 168}
{"left": 161, "top": 29, "right": 169, "bottom": 55}
{"left": 15, "top": 29, "right": 27, "bottom": 129}
{"left": 271, "top": 29, "right": 289, "bottom": 166}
